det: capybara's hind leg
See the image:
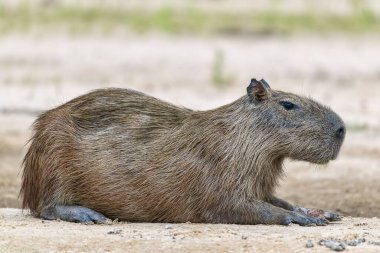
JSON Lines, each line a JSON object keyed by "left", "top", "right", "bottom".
{"left": 40, "top": 205, "right": 110, "bottom": 224}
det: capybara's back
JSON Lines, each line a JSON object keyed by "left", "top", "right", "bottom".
{"left": 21, "top": 80, "right": 345, "bottom": 225}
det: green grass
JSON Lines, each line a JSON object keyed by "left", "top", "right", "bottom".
{"left": 211, "top": 49, "right": 232, "bottom": 88}
{"left": 0, "top": 2, "right": 379, "bottom": 36}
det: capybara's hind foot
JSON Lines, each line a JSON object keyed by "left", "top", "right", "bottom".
{"left": 40, "top": 205, "right": 111, "bottom": 224}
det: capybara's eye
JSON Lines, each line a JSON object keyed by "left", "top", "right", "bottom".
{"left": 279, "top": 101, "right": 297, "bottom": 111}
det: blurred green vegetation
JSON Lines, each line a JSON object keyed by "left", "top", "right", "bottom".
{"left": 347, "top": 122, "right": 369, "bottom": 132}
{"left": 211, "top": 49, "right": 232, "bottom": 87}
{"left": 0, "top": 1, "right": 378, "bottom": 36}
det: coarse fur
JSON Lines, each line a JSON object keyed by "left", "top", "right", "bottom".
{"left": 20, "top": 79, "right": 345, "bottom": 225}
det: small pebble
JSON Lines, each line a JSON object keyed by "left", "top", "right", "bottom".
{"left": 346, "top": 238, "right": 365, "bottom": 246}
{"left": 164, "top": 224, "right": 173, "bottom": 229}
{"left": 320, "top": 239, "right": 346, "bottom": 251}
{"left": 318, "top": 237, "right": 368, "bottom": 251}
{"left": 354, "top": 223, "right": 368, "bottom": 226}
{"left": 368, "top": 241, "right": 380, "bottom": 246}
{"left": 305, "top": 240, "right": 314, "bottom": 248}
{"left": 241, "top": 235, "right": 248, "bottom": 240}
{"left": 107, "top": 229, "right": 122, "bottom": 235}
{"left": 325, "top": 241, "right": 345, "bottom": 251}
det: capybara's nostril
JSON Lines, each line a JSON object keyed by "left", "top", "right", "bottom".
{"left": 335, "top": 126, "right": 346, "bottom": 139}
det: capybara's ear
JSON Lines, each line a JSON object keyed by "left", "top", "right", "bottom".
{"left": 247, "top": 78, "right": 271, "bottom": 104}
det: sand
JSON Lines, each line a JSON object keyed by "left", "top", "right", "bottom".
{"left": 0, "top": 209, "right": 379, "bottom": 253}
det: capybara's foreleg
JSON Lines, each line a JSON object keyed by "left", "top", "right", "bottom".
{"left": 267, "top": 196, "right": 294, "bottom": 211}
{"left": 40, "top": 205, "right": 110, "bottom": 224}
{"left": 215, "top": 201, "right": 328, "bottom": 226}
{"left": 268, "top": 196, "right": 341, "bottom": 221}
{"left": 293, "top": 206, "right": 342, "bottom": 221}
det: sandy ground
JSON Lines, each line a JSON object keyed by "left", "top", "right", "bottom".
{"left": 1, "top": 209, "right": 380, "bottom": 253}
{"left": 0, "top": 34, "right": 379, "bottom": 252}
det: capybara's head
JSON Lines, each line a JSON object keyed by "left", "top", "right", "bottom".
{"left": 246, "top": 79, "right": 345, "bottom": 164}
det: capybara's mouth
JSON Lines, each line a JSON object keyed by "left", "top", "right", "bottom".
{"left": 302, "top": 143, "right": 343, "bottom": 165}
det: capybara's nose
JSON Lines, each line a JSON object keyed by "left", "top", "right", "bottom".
{"left": 335, "top": 125, "right": 346, "bottom": 140}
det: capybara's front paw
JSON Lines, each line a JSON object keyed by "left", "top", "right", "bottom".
{"left": 294, "top": 206, "right": 342, "bottom": 221}
{"left": 282, "top": 211, "right": 329, "bottom": 226}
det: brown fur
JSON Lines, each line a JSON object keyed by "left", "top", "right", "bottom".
{"left": 20, "top": 80, "right": 345, "bottom": 224}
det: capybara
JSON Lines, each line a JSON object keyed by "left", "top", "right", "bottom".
{"left": 21, "top": 79, "right": 346, "bottom": 225}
